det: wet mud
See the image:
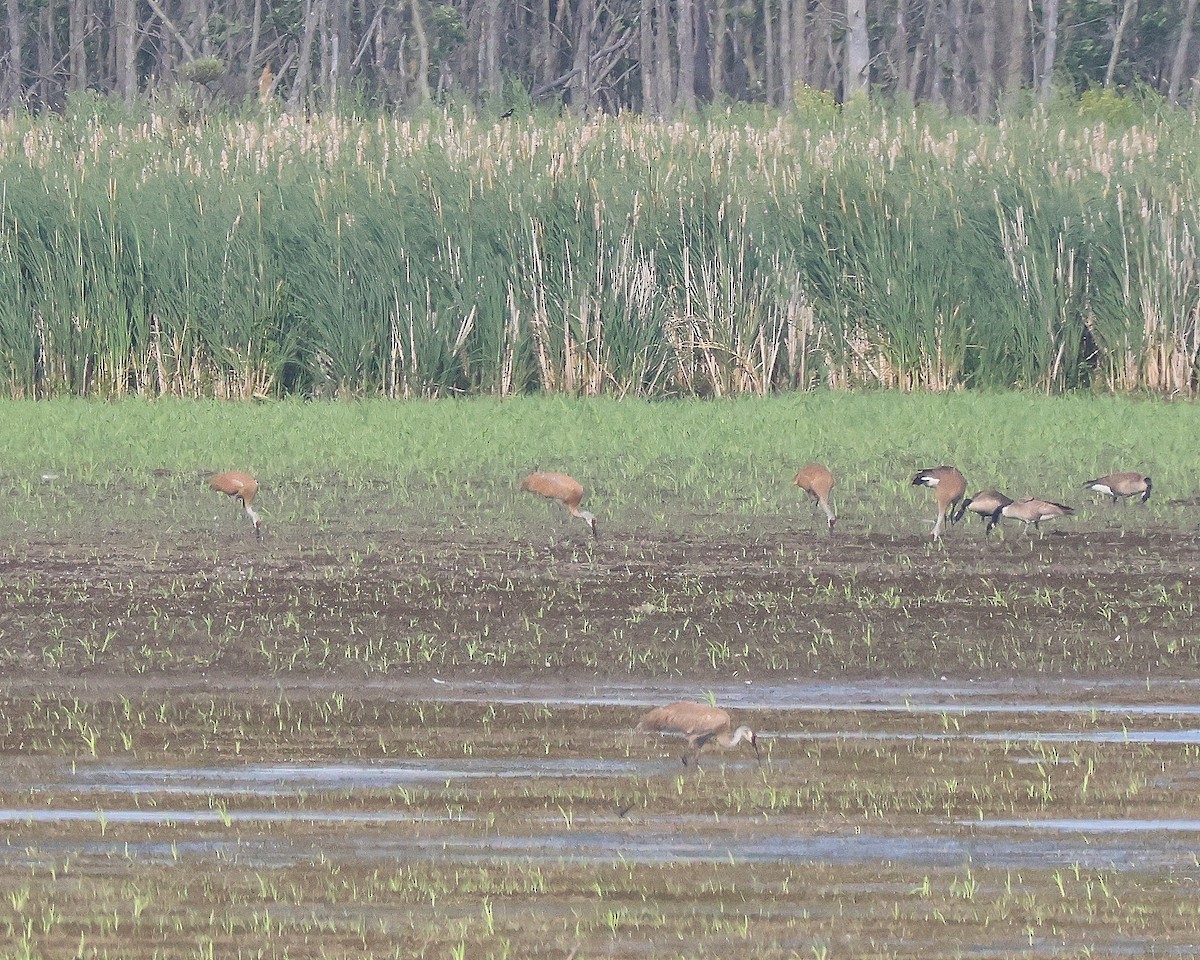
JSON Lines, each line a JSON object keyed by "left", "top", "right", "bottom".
{"left": 2, "top": 515, "right": 1200, "bottom": 957}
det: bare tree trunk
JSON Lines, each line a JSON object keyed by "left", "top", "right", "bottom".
{"left": 1168, "top": 0, "right": 1199, "bottom": 102}
{"left": 1004, "top": 0, "right": 1026, "bottom": 107}
{"left": 726, "top": 14, "right": 748, "bottom": 97}
{"left": 35, "top": 1, "right": 56, "bottom": 108}
{"left": 288, "top": 0, "right": 327, "bottom": 108}
{"left": 713, "top": 0, "right": 733, "bottom": 98}
{"left": 1104, "top": 0, "right": 1137, "bottom": 87}
{"left": 808, "top": 0, "right": 835, "bottom": 91}
{"left": 114, "top": 0, "right": 137, "bottom": 100}
{"left": 1038, "top": 0, "right": 1059, "bottom": 101}
{"left": 328, "top": 28, "right": 339, "bottom": 109}
{"left": 844, "top": 0, "right": 869, "bottom": 100}
{"left": 780, "top": 0, "right": 792, "bottom": 99}
{"left": 676, "top": 0, "right": 696, "bottom": 109}
{"left": 538, "top": 0, "right": 554, "bottom": 90}
{"left": 182, "top": 0, "right": 208, "bottom": 57}
{"left": 977, "top": 0, "right": 995, "bottom": 116}
{"left": 3, "top": 0, "right": 22, "bottom": 106}
{"left": 789, "top": 0, "right": 807, "bottom": 92}
{"left": 654, "top": 0, "right": 674, "bottom": 109}
{"left": 410, "top": 0, "right": 432, "bottom": 103}
{"left": 914, "top": 1, "right": 942, "bottom": 103}
{"left": 568, "top": 0, "right": 594, "bottom": 109}
{"left": 694, "top": 0, "right": 712, "bottom": 100}
{"left": 327, "top": 0, "right": 346, "bottom": 96}
{"left": 69, "top": 0, "right": 88, "bottom": 92}
{"left": 762, "top": 0, "right": 775, "bottom": 103}
{"left": 481, "top": 0, "right": 500, "bottom": 96}
{"left": 948, "top": 0, "right": 966, "bottom": 111}
{"left": 892, "top": 0, "right": 909, "bottom": 94}
{"left": 248, "top": 0, "right": 264, "bottom": 84}
{"left": 640, "top": 0, "right": 655, "bottom": 111}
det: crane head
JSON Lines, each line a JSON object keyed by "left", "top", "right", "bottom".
{"left": 579, "top": 511, "right": 598, "bottom": 540}
{"left": 827, "top": 515, "right": 837, "bottom": 532}
{"left": 733, "top": 725, "right": 759, "bottom": 761}
{"left": 245, "top": 505, "right": 264, "bottom": 542}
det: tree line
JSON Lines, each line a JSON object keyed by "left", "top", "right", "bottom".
{"left": 2, "top": 0, "right": 1195, "bottom": 116}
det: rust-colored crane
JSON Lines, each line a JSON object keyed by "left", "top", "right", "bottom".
{"left": 209, "top": 470, "right": 263, "bottom": 541}
{"left": 912, "top": 465, "right": 967, "bottom": 540}
{"left": 792, "top": 462, "right": 837, "bottom": 532}
{"left": 520, "top": 471, "right": 598, "bottom": 539}
{"left": 636, "top": 700, "right": 759, "bottom": 766}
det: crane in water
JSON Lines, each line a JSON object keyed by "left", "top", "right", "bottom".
{"left": 636, "top": 700, "right": 759, "bottom": 766}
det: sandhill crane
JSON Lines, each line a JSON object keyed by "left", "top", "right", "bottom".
{"left": 953, "top": 490, "right": 1013, "bottom": 531}
{"left": 793, "top": 462, "right": 836, "bottom": 531}
{"left": 209, "top": 470, "right": 263, "bottom": 541}
{"left": 987, "top": 497, "right": 1074, "bottom": 534}
{"left": 912, "top": 466, "right": 967, "bottom": 540}
{"left": 636, "top": 700, "right": 759, "bottom": 766}
{"left": 520, "top": 471, "right": 598, "bottom": 539}
{"left": 1084, "top": 471, "right": 1152, "bottom": 504}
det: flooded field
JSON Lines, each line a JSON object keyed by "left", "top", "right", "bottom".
{"left": 2, "top": 461, "right": 1200, "bottom": 957}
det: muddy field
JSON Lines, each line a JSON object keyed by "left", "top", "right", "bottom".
{"left": 1, "top": 489, "right": 1200, "bottom": 958}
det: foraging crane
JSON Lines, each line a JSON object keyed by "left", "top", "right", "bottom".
{"left": 1084, "top": 471, "right": 1152, "bottom": 504}
{"left": 953, "top": 490, "right": 1013, "bottom": 531}
{"left": 209, "top": 470, "right": 263, "bottom": 541}
{"left": 912, "top": 466, "right": 967, "bottom": 540}
{"left": 986, "top": 497, "right": 1074, "bottom": 534}
{"left": 792, "top": 462, "right": 836, "bottom": 532}
{"left": 520, "top": 471, "right": 598, "bottom": 539}
{"left": 636, "top": 701, "right": 759, "bottom": 766}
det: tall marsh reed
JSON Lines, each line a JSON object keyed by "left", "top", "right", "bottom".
{"left": 0, "top": 103, "right": 1197, "bottom": 398}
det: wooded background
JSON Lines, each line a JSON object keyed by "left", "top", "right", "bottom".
{"left": 4, "top": 0, "right": 1196, "bottom": 115}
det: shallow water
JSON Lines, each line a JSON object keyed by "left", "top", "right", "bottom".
{"left": 5, "top": 678, "right": 1198, "bottom": 877}
{"left": 391, "top": 677, "right": 1200, "bottom": 716}
{"left": 2, "top": 813, "right": 1196, "bottom": 872}
{"left": 969, "top": 817, "right": 1200, "bottom": 833}
{"left": 777, "top": 729, "right": 1200, "bottom": 745}
{"left": 28, "top": 757, "right": 658, "bottom": 796}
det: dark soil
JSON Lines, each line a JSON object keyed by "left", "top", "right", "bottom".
{"left": 1, "top": 514, "right": 1199, "bottom": 957}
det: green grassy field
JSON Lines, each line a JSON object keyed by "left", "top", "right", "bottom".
{"left": 0, "top": 392, "right": 1196, "bottom": 679}
{"left": 0, "top": 393, "right": 1199, "bottom": 958}
{"left": 0, "top": 392, "right": 1194, "bottom": 528}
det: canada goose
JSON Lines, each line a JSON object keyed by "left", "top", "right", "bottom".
{"left": 953, "top": 490, "right": 1013, "bottom": 530}
{"left": 792, "top": 462, "right": 836, "bottom": 531}
{"left": 1084, "top": 471, "right": 1152, "bottom": 504}
{"left": 912, "top": 466, "right": 967, "bottom": 540}
{"left": 987, "top": 497, "right": 1074, "bottom": 533}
